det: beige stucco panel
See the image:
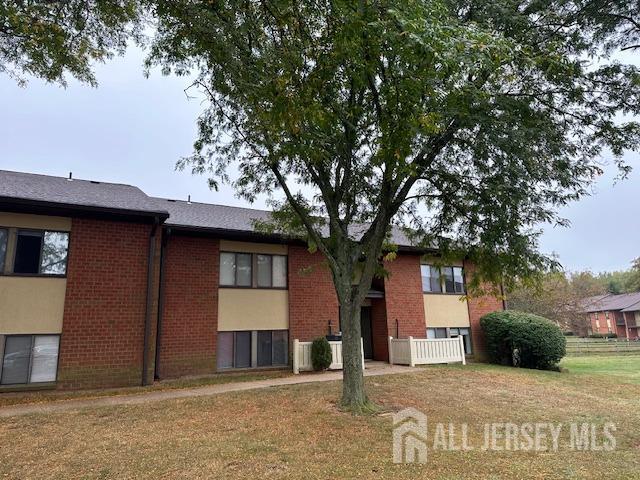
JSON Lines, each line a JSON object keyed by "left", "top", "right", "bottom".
{"left": 219, "top": 240, "right": 287, "bottom": 255}
{"left": 218, "top": 288, "right": 289, "bottom": 331}
{"left": 0, "top": 277, "right": 66, "bottom": 334}
{"left": 0, "top": 212, "right": 71, "bottom": 231}
{"left": 423, "top": 294, "right": 470, "bottom": 328}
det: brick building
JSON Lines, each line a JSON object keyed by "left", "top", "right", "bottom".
{"left": 0, "top": 170, "right": 504, "bottom": 390}
{"left": 582, "top": 293, "right": 640, "bottom": 339}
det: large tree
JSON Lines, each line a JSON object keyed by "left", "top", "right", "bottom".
{"left": 0, "top": 0, "right": 141, "bottom": 86}
{"left": 145, "top": 0, "right": 639, "bottom": 411}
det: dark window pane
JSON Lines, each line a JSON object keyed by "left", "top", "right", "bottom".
{"left": 0, "top": 228, "right": 7, "bottom": 272}
{"left": 257, "top": 331, "right": 272, "bottom": 366}
{"left": 220, "top": 253, "right": 236, "bottom": 286}
{"left": 41, "top": 232, "right": 69, "bottom": 275}
{"left": 272, "top": 330, "right": 288, "bottom": 365}
{"left": 14, "top": 231, "right": 42, "bottom": 274}
{"left": 236, "top": 254, "right": 252, "bottom": 287}
{"left": 453, "top": 267, "right": 465, "bottom": 293}
{"left": 217, "top": 332, "right": 234, "bottom": 369}
{"left": 1, "top": 336, "right": 32, "bottom": 384}
{"left": 30, "top": 335, "right": 59, "bottom": 382}
{"left": 443, "top": 267, "right": 455, "bottom": 293}
{"left": 435, "top": 328, "right": 447, "bottom": 339}
{"left": 256, "top": 255, "right": 272, "bottom": 288}
{"left": 429, "top": 266, "right": 442, "bottom": 293}
{"left": 234, "top": 331, "right": 251, "bottom": 368}
{"left": 460, "top": 328, "right": 472, "bottom": 354}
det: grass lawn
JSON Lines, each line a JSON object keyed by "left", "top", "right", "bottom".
{"left": 561, "top": 355, "right": 640, "bottom": 384}
{"left": 1, "top": 359, "right": 639, "bottom": 479}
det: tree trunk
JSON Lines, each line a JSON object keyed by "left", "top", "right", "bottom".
{"left": 339, "top": 298, "right": 369, "bottom": 411}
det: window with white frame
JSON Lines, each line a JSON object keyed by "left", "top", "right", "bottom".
{"left": 0, "top": 335, "right": 60, "bottom": 385}
{"left": 220, "top": 252, "right": 287, "bottom": 288}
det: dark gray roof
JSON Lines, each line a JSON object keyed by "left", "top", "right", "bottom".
{"left": 153, "top": 197, "right": 421, "bottom": 247}
{"left": 621, "top": 300, "right": 640, "bottom": 313}
{"left": 0, "top": 169, "right": 424, "bottom": 248}
{"left": 0, "top": 170, "right": 168, "bottom": 217}
{"left": 582, "top": 292, "right": 640, "bottom": 312}
{"left": 153, "top": 197, "right": 274, "bottom": 232}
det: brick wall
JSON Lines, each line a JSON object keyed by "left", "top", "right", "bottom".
{"left": 57, "top": 218, "right": 157, "bottom": 389}
{"left": 464, "top": 260, "right": 505, "bottom": 361}
{"left": 383, "top": 253, "right": 426, "bottom": 338}
{"left": 288, "top": 246, "right": 339, "bottom": 343}
{"left": 156, "top": 234, "right": 219, "bottom": 378}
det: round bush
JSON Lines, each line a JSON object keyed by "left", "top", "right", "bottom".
{"left": 480, "top": 310, "right": 566, "bottom": 370}
{"left": 311, "top": 337, "right": 332, "bottom": 371}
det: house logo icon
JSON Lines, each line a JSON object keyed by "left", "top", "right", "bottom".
{"left": 393, "top": 407, "right": 428, "bottom": 463}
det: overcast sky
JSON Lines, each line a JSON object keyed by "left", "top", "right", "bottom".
{"left": 1, "top": 46, "right": 638, "bottom": 273}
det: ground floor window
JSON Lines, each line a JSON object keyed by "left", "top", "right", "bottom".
{"left": 426, "top": 327, "right": 472, "bottom": 354}
{"left": 217, "top": 330, "right": 288, "bottom": 369}
{"left": 0, "top": 335, "right": 60, "bottom": 385}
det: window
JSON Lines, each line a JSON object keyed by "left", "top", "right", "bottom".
{"left": 13, "top": 230, "right": 69, "bottom": 275}
{"left": 449, "top": 327, "right": 472, "bottom": 354}
{"left": 1, "top": 335, "right": 60, "bottom": 385}
{"left": 421, "top": 265, "right": 442, "bottom": 293}
{"left": 442, "top": 266, "right": 465, "bottom": 293}
{"left": 605, "top": 312, "right": 609, "bottom": 319}
{"left": 422, "top": 264, "right": 464, "bottom": 294}
{"left": 0, "top": 228, "right": 7, "bottom": 272}
{"left": 220, "top": 252, "right": 287, "bottom": 288}
{"left": 426, "top": 327, "right": 447, "bottom": 339}
{"left": 219, "top": 252, "right": 252, "bottom": 286}
{"left": 217, "top": 330, "right": 288, "bottom": 369}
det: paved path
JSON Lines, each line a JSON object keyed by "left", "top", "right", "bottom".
{"left": 0, "top": 365, "right": 415, "bottom": 418}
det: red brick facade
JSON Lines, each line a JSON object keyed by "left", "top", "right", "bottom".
{"left": 156, "top": 234, "right": 219, "bottom": 379}
{"left": 53, "top": 224, "right": 502, "bottom": 390}
{"left": 57, "top": 219, "right": 158, "bottom": 389}
{"left": 288, "top": 246, "right": 339, "bottom": 342}
{"left": 463, "top": 260, "right": 505, "bottom": 361}
{"left": 383, "top": 254, "right": 426, "bottom": 338}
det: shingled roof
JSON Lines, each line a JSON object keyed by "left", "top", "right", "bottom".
{"left": 582, "top": 292, "right": 640, "bottom": 313}
{"left": 0, "top": 170, "right": 424, "bottom": 248}
{"left": 0, "top": 170, "right": 169, "bottom": 220}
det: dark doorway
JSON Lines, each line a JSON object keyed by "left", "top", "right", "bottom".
{"left": 360, "top": 307, "right": 373, "bottom": 359}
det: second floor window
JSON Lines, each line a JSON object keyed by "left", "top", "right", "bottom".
{"left": 12, "top": 230, "right": 69, "bottom": 275}
{"left": 421, "top": 264, "right": 465, "bottom": 294}
{"left": 220, "top": 252, "right": 287, "bottom": 288}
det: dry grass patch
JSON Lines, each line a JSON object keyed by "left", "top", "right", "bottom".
{"left": 0, "top": 363, "right": 638, "bottom": 479}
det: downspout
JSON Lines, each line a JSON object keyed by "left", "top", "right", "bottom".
{"left": 142, "top": 217, "right": 159, "bottom": 386}
{"left": 154, "top": 227, "right": 171, "bottom": 380}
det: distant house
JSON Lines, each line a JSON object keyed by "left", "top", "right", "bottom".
{"left": 581, "top": 293, "right": 640, "bottom": 339}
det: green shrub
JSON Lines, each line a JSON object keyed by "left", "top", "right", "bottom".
{"left": 588, "top": 333, "right": 617, "bottom": 339}
{"left": 311, "top": 337, "right": 332, "bottom": 371}
{"left": 480, "top": 310, "right": 566, "bottom": 370}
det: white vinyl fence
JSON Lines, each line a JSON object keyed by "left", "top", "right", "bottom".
{"left": 293, "top": 339, "right": 365, "bottom": 374}
{"left": 388, "top": 336, "right": 466, "bottom": 366}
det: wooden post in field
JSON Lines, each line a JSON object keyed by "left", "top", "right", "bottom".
{"left": 293, "top": 339, "right": 299, "bottom": 374}
{"left": 361, "top": 338, "right": 365, "bottom": 371}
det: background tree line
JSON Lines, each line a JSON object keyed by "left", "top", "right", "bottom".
{"left": 507, "top": 258, "right": 640, "bottom": 335}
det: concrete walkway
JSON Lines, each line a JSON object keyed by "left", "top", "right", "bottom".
{"left": 0, "top": 364, "right": 415, "bottom": 418}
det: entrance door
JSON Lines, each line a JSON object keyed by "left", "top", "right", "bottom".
{"left": 360, "top": 307, "right": 373, "bottom": 360}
